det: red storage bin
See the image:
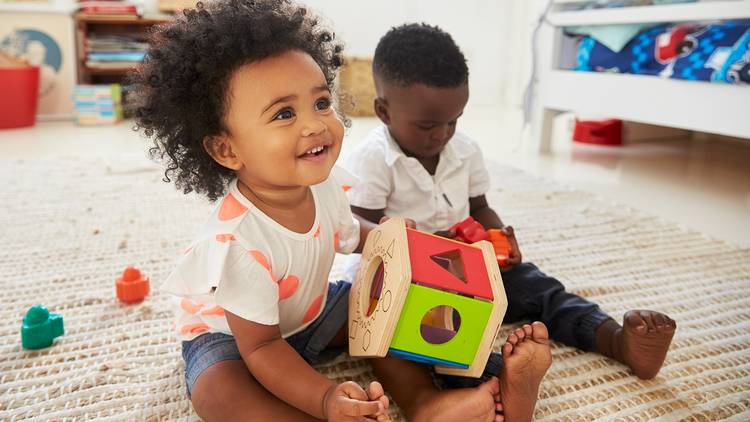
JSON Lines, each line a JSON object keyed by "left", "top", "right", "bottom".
{"left": 0, "top": 66, "right": 40, "bottom": 129}
{"left": 573, "top": 118, "right": 623, "bottom": 146}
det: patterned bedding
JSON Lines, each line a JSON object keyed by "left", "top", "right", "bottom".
{"left": 574, "top": 20, "right": 750, "bottom": 84}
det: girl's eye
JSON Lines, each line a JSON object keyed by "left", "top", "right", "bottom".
{"left": 417, "top": 124, "right": 435, "bottom": 131}
{"left": 315, "top": 97, "right": 332, "bottom": 111}
{"left": 274, "top": 109, "right": 295, "bottom": 121}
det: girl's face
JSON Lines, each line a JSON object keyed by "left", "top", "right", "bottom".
{"left": 218, "top": 50, "right": 344, "bottom": 189}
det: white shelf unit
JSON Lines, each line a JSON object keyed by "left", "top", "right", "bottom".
{"left": 530, "top": 0, "right": 750, "bottom": 152}
{"left": 548, "top": 0, "right": 750, "bottom": 25}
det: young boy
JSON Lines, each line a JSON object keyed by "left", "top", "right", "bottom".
{"left": 344, "top": 21, "right": 677, "bottom": 416}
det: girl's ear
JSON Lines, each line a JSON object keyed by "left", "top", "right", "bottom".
{"left": 203, "top": 135, "right": 243, "bottom": 171}
{"left": 373, "top": 97, "right": 390, "bottom": 125}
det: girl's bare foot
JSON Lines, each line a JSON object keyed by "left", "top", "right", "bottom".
{"left": 597, "top": 310, "right": 677, "bottom": 379}
{"left": 412, "top": 377, "right": 504, "bottom": 422}
{"left": 499, "top": 322, "right": 552, "bottom": 422}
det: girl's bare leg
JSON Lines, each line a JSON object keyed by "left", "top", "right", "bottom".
{"left": 191, "top": 359, "right": 322, "bottom": 422}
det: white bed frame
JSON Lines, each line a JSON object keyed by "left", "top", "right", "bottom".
{"left": 530, "top": 0, "right": 750, "bottom": 152}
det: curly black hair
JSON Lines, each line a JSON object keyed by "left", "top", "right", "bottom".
{"left": 132, "top": 0, "right": 345, "bottom": 201}
{"left": 372, "top": 23, "right": 468, "bottom": 88}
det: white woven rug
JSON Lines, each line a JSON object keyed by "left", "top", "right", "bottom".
{"left": 1, "top": 156, "right": 749, "bottom": 421}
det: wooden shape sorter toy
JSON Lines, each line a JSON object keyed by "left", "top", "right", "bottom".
{"left": 348, "top": 218, "right": 508, "bottom": 378}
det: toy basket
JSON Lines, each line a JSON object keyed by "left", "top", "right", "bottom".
{"left": 0, "top": 66, "right": 40, "bottom": 129}
{"left": 338, "top": 57, "right": 376, "bottom": 117}
{"left": 573, "top": 118, "right": 623, "bottom": 146}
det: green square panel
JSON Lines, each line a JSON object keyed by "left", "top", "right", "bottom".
{"left": 389, "top": 284, "right": 493, "bottom": 365}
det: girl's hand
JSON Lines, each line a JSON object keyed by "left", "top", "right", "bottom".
{"left": 366, "top": 381, "right": 391, "bottom": 422}
{"left": 500, "top": 226, "right": 522, "bottom": 272}
{"left": 378, "top": 216, "right": 416, "bottom": 229}
{"left": 323, "top": 381, "right": 385, "bottom": 421}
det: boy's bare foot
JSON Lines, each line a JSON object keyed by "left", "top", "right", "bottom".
{"left": 596, "top": 310, "right": 676, "bottom": 379}
{"left": 412, "top": 377, "right": 504, "bottom": 422}
{"left": 499, "top": 322, "right": 552, "bottom": 422}
{"left": 366, "top": 381, "right": 392, "bottom": 422}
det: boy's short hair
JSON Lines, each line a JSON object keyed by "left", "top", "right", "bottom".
{"left": 132, "top": 0, "right": 344, "bottom": 201}
{"left": 372, "top": 23, "right": 468, "bottom": 88}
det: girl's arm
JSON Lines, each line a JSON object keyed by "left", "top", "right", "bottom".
{"left": 226, "top": 311, "right": 382, "bottom": 419}
{"left": 352, "top": 211, "right": 381, "bottom": 253}
{"left": 351, "top": 206, "right": 385, "bottom": 226}
{"left": 352, "top": 211, "right": 415, "bottom": 254}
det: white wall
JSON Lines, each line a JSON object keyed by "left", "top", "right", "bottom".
{"left": 83, "top": 0, "right": 543, "bottom": 109}
{"left": 494, "top": 0, "right": 548, "bottom": 108}
{"left": 307, "top": 0, "right": 522, "bottom": 108}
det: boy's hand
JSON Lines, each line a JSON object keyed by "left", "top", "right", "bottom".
{"left": 323, "top": 381, "right": 386, "bottom": 421}
{"left": 379, "top": 216, "right": 416, "bottom": 229}
{"left": 500, "top": 226, "right": 522, "bottom": 272}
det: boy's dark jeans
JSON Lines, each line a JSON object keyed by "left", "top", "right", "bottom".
{"left": 441, "top": 262, "right": 613, "bottom": 388}
{"left": 501, "top": 262, "right": 612, "bottom": 352}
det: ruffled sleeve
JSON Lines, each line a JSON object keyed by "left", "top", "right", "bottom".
{"left": 161, "top": 238, "right": 280, "bottom": 326}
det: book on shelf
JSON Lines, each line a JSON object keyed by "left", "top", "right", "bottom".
{"left": 84, "top": 34, "right": 148, "bottom": 70}
{"left": 75, "top": 12, "right": 140, "bottom": 20}
{"left": 88, "top": 51, "right": 146, "bottom": 62}
{"left": 87, "top": 34, "right": 148, "bottom": 51}
{"left": 77, "top": 1, "right": 138, "bottom": 15}
{"left": 79, "top": 5, "right": 137, "bottom": 14}
{"left": 73, "top": 84, "right": 124, "bottom": 125}
{"left": 85, "top": 61, "right": 139, "bottom": 70}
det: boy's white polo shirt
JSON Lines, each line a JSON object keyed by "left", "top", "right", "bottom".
{"left": 343, "top": 124, "right": 490, "bottom": 234}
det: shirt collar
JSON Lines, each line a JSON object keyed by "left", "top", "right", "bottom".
{"left": 382, "top": 127, "right": 405, "bottom": 167}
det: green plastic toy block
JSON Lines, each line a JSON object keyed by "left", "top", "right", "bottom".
{"left": 389, "top": 284, "right": 492, "bottom": 365}
{"left": 21, "top": 305, "right": 64, "bottom": 350}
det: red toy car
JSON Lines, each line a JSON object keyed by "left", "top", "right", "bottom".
{"left": 656, "top": 25, "right": 702, "bottom": 64}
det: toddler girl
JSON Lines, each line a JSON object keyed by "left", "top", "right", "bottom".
{"left": 134, "top": 1, "right": 389, "bottom": 420}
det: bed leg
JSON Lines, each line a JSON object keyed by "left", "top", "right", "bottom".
{"left": 530, "top": 106, "right": 559, "bottom": 154}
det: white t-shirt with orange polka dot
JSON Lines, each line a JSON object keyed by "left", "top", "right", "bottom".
{"left": 162, "top": 169, "right": 360, "bottom": 341}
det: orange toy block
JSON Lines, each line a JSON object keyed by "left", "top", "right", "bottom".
{"left": 116, "top": 266, "right": 150, "bottom": 303}
{"left": 487, "top": 229, "right": 512, "bottom": 267}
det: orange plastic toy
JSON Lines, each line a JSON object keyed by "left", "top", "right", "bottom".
{"left": 450, "top": 217, "right": 513, "bottom": 267}
{"left": 116, "top": 266, "right": 150, "bottom": 303}
{"left": 487, "top": 229, "right": 512, "bottom": 267}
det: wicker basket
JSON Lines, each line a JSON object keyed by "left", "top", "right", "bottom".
{"left": 337, "top": 57, "right": 376, "bottom": 117}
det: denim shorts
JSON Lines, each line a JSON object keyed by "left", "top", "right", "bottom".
{"left": 181, "top": 279, "right": 503, "bottom": 396}
{"left": 182, "top": 280, "right": 352, "bottom": 397}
